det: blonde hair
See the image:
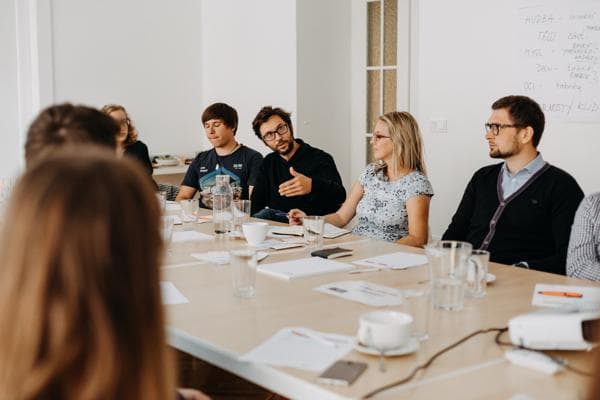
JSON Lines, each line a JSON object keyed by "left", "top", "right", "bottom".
{"left": 376, "top": 111, "right": 427, "bottom": 176}
{"left": 0, "top": 147, "right": 174, "bottom": 400}
{"left": 101, "top": 103, "right": 140, "bottom": 145}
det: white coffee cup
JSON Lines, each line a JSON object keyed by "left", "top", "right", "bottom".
{"left": 357, "top": 310, "right": 413, "bottom": 351}
{"left": 242, "top": 222, "right": 268, "bottom": 246}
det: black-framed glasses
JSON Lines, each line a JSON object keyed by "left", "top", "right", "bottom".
{"left": 261, "top": 123, "right": 289, "bottom": 142}
{"left": 484, "top": 123, "right": 524, "bottom": 136}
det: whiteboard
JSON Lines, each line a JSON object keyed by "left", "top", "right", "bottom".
{"left": 516, "top": 0, "right": 600, "bottom": 122}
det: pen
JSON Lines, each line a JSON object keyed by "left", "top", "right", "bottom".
{"left": 537, "top": 291, "right": 583, "bottom": 298}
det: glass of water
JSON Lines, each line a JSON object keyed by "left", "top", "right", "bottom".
{"left": 425, "top": 240, "right": 472, "bottom": 311}
{"left": 230, "top": 200, "right": 251, "bottom": 238}
{"left": 230, "top": 246, "right": 257, "bottom": 298}
{"left": 303, "top": 215, "right": 325, "bottom": 254}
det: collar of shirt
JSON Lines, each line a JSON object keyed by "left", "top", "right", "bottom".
{"left": 501, "top": 153, "right": 545, "bottom": 198}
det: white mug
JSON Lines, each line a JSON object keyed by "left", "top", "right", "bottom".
{"left": 357, "top": 310, "right": 413, "bottom": 351}
{"left": 242, "top": 222, "right": 268, "bottom": 246}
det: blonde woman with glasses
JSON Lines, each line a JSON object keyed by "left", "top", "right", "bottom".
{"left": 290, "top": 111, "right": 433, "bottom": 247}
{"left": 0, "top": 148, "right": 207, "bottom": 400}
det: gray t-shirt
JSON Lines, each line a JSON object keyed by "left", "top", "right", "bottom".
{"left": 352, "top": 164, "right": 433, "bottom": 242}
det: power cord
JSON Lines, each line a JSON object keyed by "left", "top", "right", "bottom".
{"left": 362, "top": 327, "right": 507, "bottom": 399}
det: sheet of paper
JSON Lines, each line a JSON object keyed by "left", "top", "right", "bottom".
{"left": 166, "top": 202, "right": 181, "bottom": 212}
{"left": 253, "top": 239, "right": 305, "bottom": 251}
{"left": 258, "top": 257, "right": 353, "bottom": 280}
{"left": 239, "top": 327, "right": 354, "bottom": 372}
{"left": 323, "top": 224, "right": 351, "bottom": 239}
{"left": 172, "top": 230, "right": 213, "bottom": 243}
{"left": 160, "top": 281, "right": 189, "bottom": 305}
{"left": 531, "top": 283, "right": 600, "bottom": 310}
{"left": 270, "top": 225, "right": 303, "bottom": 236}
{"left": 269, "top": 224, "right": 350, "bottom": 239}
{"left": 353, "top": 251, "right": 427, "bottom": 270}
{"left": 314, "top": 280, "right": 404, "bottom": 306}
{"left": 197, "top": 215, "right": 212, "bottom": 224}
{"left": 190, "top": 251, "right": 269, "bottom": 264}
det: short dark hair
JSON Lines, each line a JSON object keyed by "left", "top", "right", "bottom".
{"left": 24, "top": 103, "right": 118, "bottom": 166}
{"left": 252, "top": 106, "right": 294, "bottom": 140}
{"left": 491, "top": 95, "right": 545, "bottom": 147}
{"left": 201, "top": 103, "right": 238, "bottom": 134}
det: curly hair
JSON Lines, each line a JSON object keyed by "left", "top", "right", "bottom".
{"left": 101, "top": 103, "right": 140, "bottom": 145}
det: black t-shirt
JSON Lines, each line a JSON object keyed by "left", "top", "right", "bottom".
{"left": 181, "top": 145, "right": 263, "bottom": 208}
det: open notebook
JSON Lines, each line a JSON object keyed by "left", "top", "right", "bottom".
{"left": 257, "top": 257, "right": 353, "bottom": 280}
{"left": 270, "top": 223, "right": 351, "bottom": 239}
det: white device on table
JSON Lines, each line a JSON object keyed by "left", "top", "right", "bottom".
{"left": 508, "top": 308, "right": 600, "bottom": 350}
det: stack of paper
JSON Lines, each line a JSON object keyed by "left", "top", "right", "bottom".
{"left": 353, "top": 251, "right": 427, "bottom": 270}
{"left": 314, "top": 280, "right": 404, "bottom": 306}
{"left": 240, "top": 327, "right": 355, "bottom": 372}
{"left": 323, "top": 224, "right": 351, "bottom": 239}
{"left": 258, "top": 257, "right": 353, "bottom": 280}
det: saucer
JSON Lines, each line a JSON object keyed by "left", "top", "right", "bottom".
{"left": 354, "top": 337, "right": 419, "bottom": 357}
{"left": 486, "top": 273, "right": 497, "bottom": 283}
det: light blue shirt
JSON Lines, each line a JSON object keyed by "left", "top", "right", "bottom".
{"left": 501, "top": 153, "right": 546, "bottom": 199}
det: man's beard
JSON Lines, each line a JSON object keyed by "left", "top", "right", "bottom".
{"left": 276, "top": 140, "right": 294, "bottom": 156}
{"left": 489, "top": 139, "right": 520, "bottom": 159}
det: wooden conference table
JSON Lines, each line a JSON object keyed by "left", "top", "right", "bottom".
{"left": 163, "top": 209, "right": 598, "bottom": 400}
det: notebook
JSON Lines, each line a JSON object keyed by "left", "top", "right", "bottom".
{"left": 270, "top": 223, "right": 351, "bottom": 239}
{"left": 257, "top": 257, "right": 353, "bottom": 280}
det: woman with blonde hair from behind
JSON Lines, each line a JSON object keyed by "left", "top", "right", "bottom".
{"left": 0, "top": 147, "right": 207, "bottom": 400}
{"left": 290, "top": 111, "right": 433, "bottom": 246}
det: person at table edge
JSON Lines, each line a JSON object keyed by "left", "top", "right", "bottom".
{"left": 250, "top": 106, "right": 346, "bottom": 222}
{"left": 443, "top": 95, "right": 583, "bottom": 275}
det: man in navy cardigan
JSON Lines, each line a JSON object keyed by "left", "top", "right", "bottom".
{"left": 443, "top": 95, "right": 583, "bottom": 275}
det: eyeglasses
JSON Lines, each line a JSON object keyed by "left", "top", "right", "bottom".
{"left": 117, "top": 118, "right": 130, "bottom": 127}
{"left": 261, "top": 123, "right": 289, "bottom": 142}
{"left": 484, "top": 123, "right": 524, "bottom": 136}
{"left": 371, "top": 134, "right": 391, "bottom": 142}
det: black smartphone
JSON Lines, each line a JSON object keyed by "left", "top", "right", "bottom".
{"left": 317, "top": 360, "right": 368, "bottom": 386}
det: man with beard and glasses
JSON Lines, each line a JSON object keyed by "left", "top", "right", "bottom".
{"left": 442, "top": 95, "right": 583, "bottom": 275}
{"left": 250, "top": 106, "right": 345, "bottom": 222}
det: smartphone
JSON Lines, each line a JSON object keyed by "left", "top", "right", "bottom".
{"left": 317, "top": 360, "right": 368, "bottom": 386}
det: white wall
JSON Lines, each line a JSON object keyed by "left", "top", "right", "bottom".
{"left": 297, "top": 0, "right": 352, "bottom": 187}
{"left": 50, "top": 0, "right": 203, "bottom": 158}
{"left": 0, "top": 0, "right": 23, "bottom": 178}
{"left": 413, "top": 0, "right": 600, "bottom": 237}
{"left": 200, "top": 0, "right": 297, "bottom": 156}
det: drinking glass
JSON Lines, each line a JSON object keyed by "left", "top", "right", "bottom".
{"left": 180, "top": 199, "right": 197, "bottom": 223}
{"left": 402, "top": 287, "right": 430, "bottom": 341}
{"left": 156, "top": 190, "right": 167, "bottom": 213}
{"left": 466, "top": 249, "right": 489, "bottom": 298}
{"left": 303, "top": 215, "right": 325, "bottom": 254}
{"left": 230, "top": 247, "right": 257, "bottom": 298}
{"left": 231, "top": 200, "right": 251, "bottom": 238}
{"left": 425, "top": 240, "right": 472, "bottom": 311}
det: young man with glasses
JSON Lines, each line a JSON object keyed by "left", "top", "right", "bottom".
{"left": 177, "top": 103, "right": 263, "bottom": 208}
{"left": 250, "top": 106, "right": 345, "bottom": 222}
{"left": 443, "top": 95, "right": 583, "bottom": 275}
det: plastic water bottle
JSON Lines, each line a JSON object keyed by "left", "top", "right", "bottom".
{"left": 212, "top": 175, "right": 233, "bottom": 235}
